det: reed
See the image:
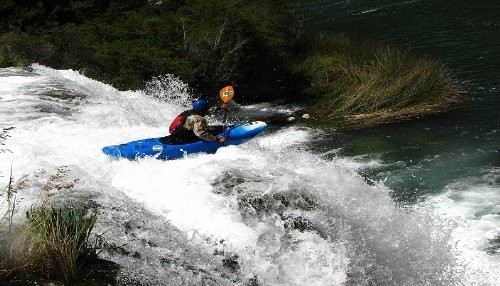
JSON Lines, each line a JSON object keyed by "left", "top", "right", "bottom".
{"left": 1, "top": 167, "right": 102, "bottom": 284}
{"left": 0, "top": 167, "right": 16, "bottom": 279}
{"left": 296, "top": 33, "right": 461, "bottom": 125}
{"left": 11, "top": 205, "right": 97, "bottom": 284}
{"left": 0, "top": 235, "right": 9, "bottom": 279}
{"left": 0, "top": 215, "right": 8, "bottom": 278}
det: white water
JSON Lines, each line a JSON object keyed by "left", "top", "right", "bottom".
{"left": 1, "top": 65, "right": 498, "bottom": 285}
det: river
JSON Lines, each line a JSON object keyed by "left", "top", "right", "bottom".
{"left": 301, "top": 0, "right": 500, "bottom": 275}
{"left": 0, "top": 0, "right": 499, "bottom": 285}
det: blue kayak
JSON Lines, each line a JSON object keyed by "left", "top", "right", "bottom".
{"left": 102, "top": 121, "right": 267, "bottom": 160}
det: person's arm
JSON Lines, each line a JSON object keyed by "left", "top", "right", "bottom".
{"left": 190, "top": 115, "right": 218, "bottom": 141}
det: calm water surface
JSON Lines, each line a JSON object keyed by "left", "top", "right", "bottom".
{"left": 302, "top": 0, "right": 499, "bottom": 201}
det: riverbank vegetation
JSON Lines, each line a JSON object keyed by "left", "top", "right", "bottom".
{"left": 0, "top": 0, "right": 461, "bottom": 128}
{"left": 0, "top": 0, "right": 301, "bottom": 101}
{"left": 293, "top": 34, "right": 461, "bottom": 128}
{"left": 0, "top": 178, "right": 104, "bottom": 285}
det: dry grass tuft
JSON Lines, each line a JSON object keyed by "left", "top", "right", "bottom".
{"left": 295, "top": 33, "right": 461, "bottom": 126}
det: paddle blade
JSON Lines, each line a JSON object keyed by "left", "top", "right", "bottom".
{"left": 219, "top": 86, "right": 234, "bottom": 103}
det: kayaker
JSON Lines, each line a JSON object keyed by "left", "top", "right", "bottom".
{"left": 161, "top": 99, "right": 226, "bottom": 144}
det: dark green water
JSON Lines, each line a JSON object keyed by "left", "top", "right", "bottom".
{"left": 302, "top": 0, "right": 500, "bottom": 202}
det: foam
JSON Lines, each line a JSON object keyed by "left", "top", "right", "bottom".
{"left": 426, "top": 170, "right": 500, "bottom": 284}
{"left": 1, "top": 65, "right": 498, "bottom": 285}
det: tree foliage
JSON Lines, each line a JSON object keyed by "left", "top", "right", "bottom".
{"left": 0, "top": 0, "right": 460, "bottom": 124}
{"left": 0, "top": 0, "right": 302, "bottom": 101}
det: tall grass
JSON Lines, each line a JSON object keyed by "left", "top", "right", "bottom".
{"left": 0, "top": 167, "right": 17, "bottom": 279}
{"left": 10, "top": 205, "right": 97, "bottom": 284}
{"left": 1, "top": 167, "right": 101, "bottom": 284}
{"left": 5, "top": 167, "right": 16, "bottom": 231}
{"left": 295, "top": 33, "right": 461, "bottom": 124}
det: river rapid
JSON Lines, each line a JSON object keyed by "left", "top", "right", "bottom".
{"left": 302, "top": 0, "right": 499, "bottom": 282}
{"left": 0, "top": 0, "right": 499, "bottom": 284}
{"left": 0, "top": 63, "right": 497, "bottom": 285}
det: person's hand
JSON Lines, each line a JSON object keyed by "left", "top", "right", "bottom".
{"left": 217, "top": 136, "right": 226, "bottom": 144}
{"left": 221, "top": 103, "right": 229, "bottom": 111}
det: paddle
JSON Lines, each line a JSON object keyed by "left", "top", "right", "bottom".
{"left": 219, "top": 86, "right": 234, "bottom": 143}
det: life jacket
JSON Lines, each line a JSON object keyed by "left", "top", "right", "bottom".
{"left": 169, "top": 110, "right": 197, "bottom": 135}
